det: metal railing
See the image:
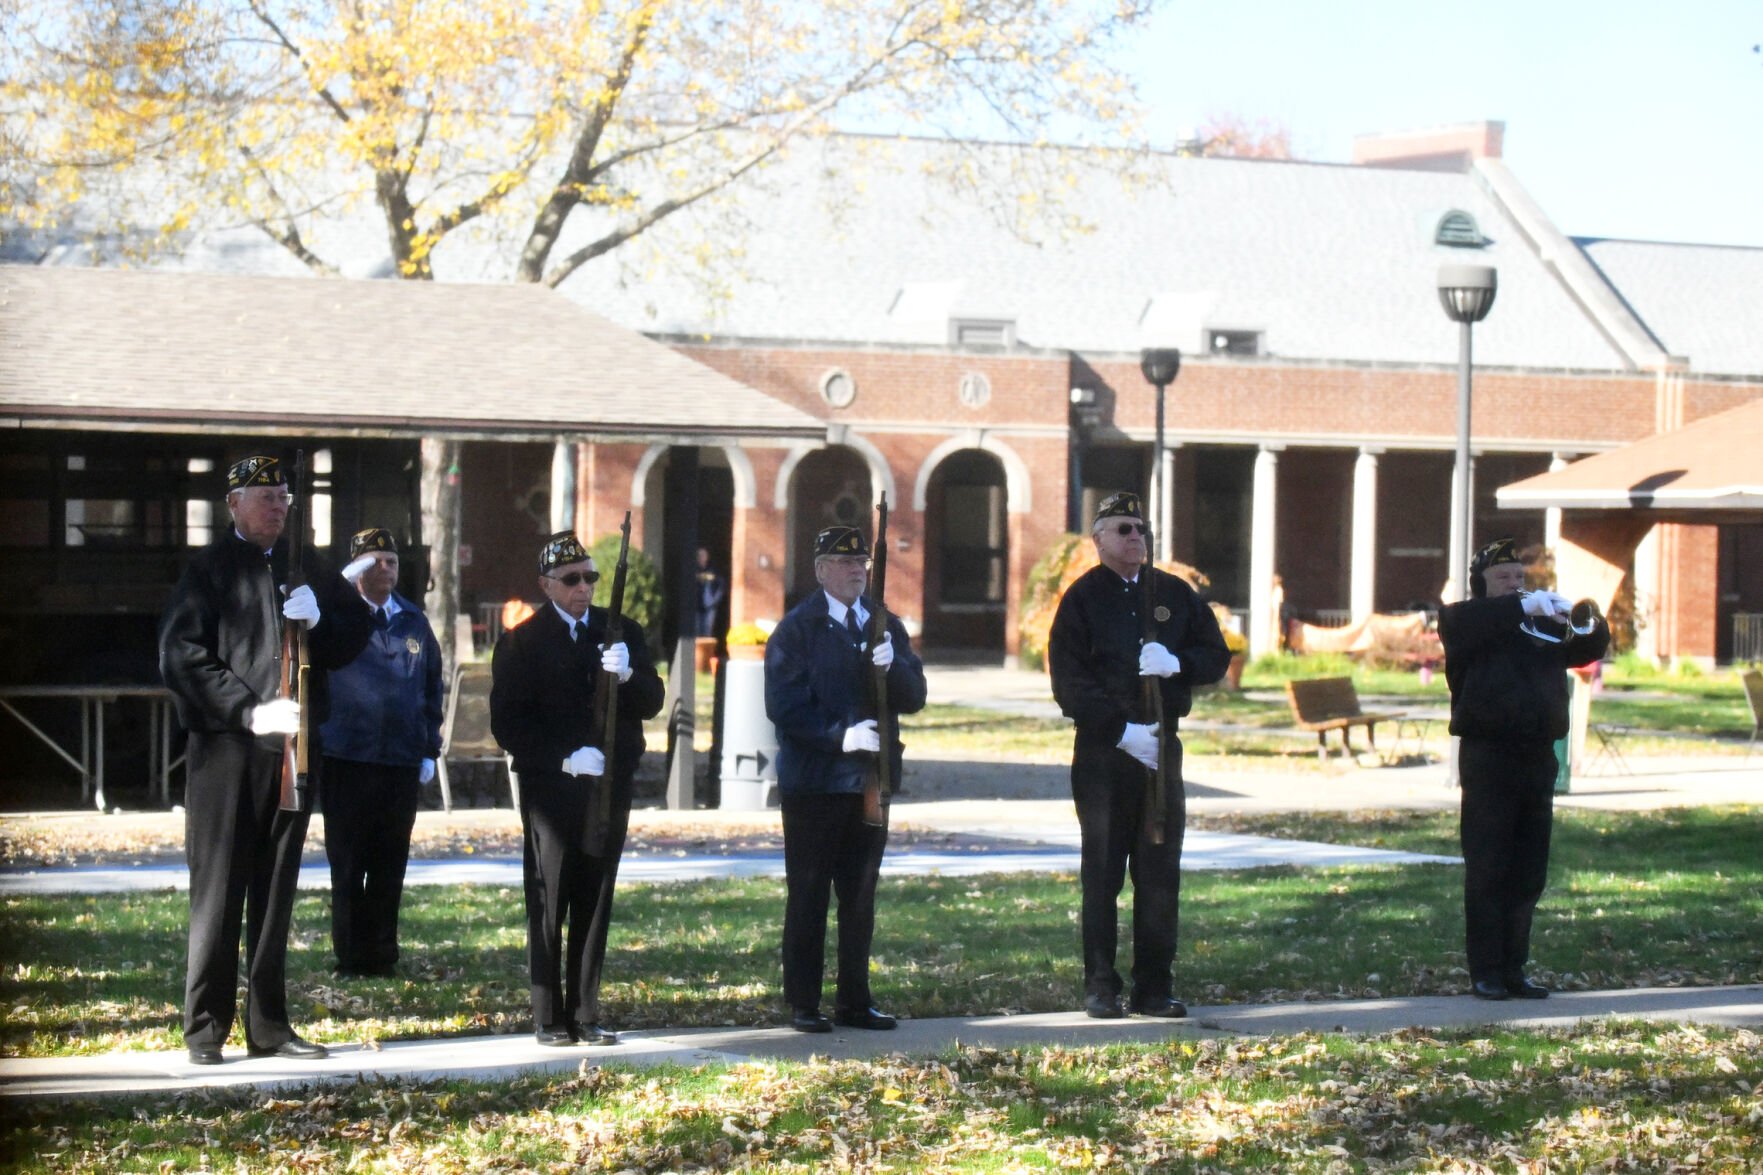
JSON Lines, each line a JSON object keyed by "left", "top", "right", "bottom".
{"left": 1734, "top": 613, "right": 1763, "bottom": 664}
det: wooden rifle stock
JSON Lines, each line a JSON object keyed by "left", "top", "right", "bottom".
{"left": 1140, "top": 533, "right": 1167, "bottom": 845}
{"left": 589, "top": 513, "right": 632, "bottom": 845}
{"left": 862, "top": 494, "right": 892, "bottom": 827}
{"left": 277, "top": 450, "right": 311, "bottom": 813}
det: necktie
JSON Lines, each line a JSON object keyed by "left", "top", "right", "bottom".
{"left": 372, "top": 606, "right": 388, "bottom": 629}
{"left": 846, "top": 607, "right": 864, "bottom": 649}
{"left": 569, "top": 621, "right": 580, "bottom": 642}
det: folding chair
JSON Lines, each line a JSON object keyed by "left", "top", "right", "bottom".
{"left": 1742, "top": 669, "right": 1762, "bottom": 760}
{"left": 435, "top": 662, "right": 519, "bottom": 810}
{"left": 1583, "top": 722, "right": 1632, "bottom": 776}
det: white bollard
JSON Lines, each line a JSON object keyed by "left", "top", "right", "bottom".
{"left": 719, "top": 654, "right": 779, "bottom": 809}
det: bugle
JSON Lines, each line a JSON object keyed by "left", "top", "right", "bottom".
{"left": 1518, "top": 593, "right": 1603, "bottom": 644}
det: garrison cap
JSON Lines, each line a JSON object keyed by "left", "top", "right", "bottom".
{"left": 814, "top": 526, "right": 870, "bottom": 559}
{"left": 1093, "top": 490, "right": 1143, "bottom": 525}
{"left": 539, "top": 531, "right": 592, "bottom": 572}
{"left": 1470, "top": 537, "right": 1525, "bottom": 575}
{"left": 349, "top": 527, "right": 397, "bottom": 558}
{"left": 226, "top": 455, "right": 286, "bottom": 492}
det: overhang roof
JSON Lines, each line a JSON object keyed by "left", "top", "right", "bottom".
{"left": 1497, "top": 398, "right": 1763, "bottom": 516}
{"left": 0, "top": 266, "right": 824, "bottom": 441}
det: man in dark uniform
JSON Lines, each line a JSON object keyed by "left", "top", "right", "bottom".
{"left": 1440, "top": 537, "right": 1608, "bottom": 1001}
{"left": 1047, "top": 491, "right": 1230, "bottom": 1020}
{"left": 764, "top": 525, "right": 927, "bottom": 1033}
{"left": 318, "top": 528, "right": 444, "bottom": 978}
{"left": 159, "top": 455, "right": 373, "bottom": 1065}
{"left": 489, "top": 531, "right": 664, "bottom": 1046}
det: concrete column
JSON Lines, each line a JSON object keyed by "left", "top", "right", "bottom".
{"left": 1633, "top": 524, "right": 1662, "bottom": 663}
{"left": 1350, "top": 447, "right": 1380, "bottom": 621}
{"left": 1248, "top": 445, "right": 1281, "bottom": 659}
{"left": 1158, "top": 445, "right": 1178, "bottom": 563}
{"left": 549, "top": 439, "right": 577, "bottom": 532}
{"left": 1544, "top": 452, "right": 1569, "bottom": 557}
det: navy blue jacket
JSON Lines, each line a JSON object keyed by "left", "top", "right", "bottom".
{"left": 320, "top": 591, "right": 444, "bottom": 767}
{"left": 1440, "top": 593, "right": 1609, "bottom": 744}
{"left": 764, "top": 592, "right": 928, "bottom": 796}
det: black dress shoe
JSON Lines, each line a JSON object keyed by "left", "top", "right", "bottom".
{"left": 791, "top": 1008, "right": 833, "bottom": 1033}
{"left": 535, "top": 1024, "right": 574, "bottom": 1047}
{"left": 247, "top": 1035, "right": 328, "bottom": 1060}
{"left": 833, "top": 1006, "right": 897, "bottom": 1030}
{"left": 1507, "top": 978, "right": 1550, "bottom": 1000}
{"left": 1129, "top": 996, "right": 1188, "bottom": 1019}
{"left": 187, "top": 1044, "right": 225, "bottom": 1066}
{"left": 1084, "top": 993, "right": 1125, "bottom": 1020}
{"left": 1470, "top": 980, "right": 1510, "bottom": 1001}
{"left": 571, "top": 1021, "right": 619, "bottom": 1046}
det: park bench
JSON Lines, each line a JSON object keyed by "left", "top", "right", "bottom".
{"left": 1284, "top": 676, "right": 1414, "bottom": 764}
{"left": 435, "top": 661, "right": 519, "bottom": 811}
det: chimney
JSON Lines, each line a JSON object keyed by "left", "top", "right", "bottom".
{"left": 1352, "top": 121, "right": 1505, "bottom": 173}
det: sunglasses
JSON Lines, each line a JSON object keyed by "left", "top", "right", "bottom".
{"left": 546, "top": 570, "right": 600, "bottom": 587}
{"left": 1112, "top": 522, "right": 1147, "bottom": 536}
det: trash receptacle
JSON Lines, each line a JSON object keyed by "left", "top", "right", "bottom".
{"left": 719, "top": 652, "right": 778, "bottom": 810}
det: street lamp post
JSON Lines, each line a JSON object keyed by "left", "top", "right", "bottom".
{"left": 1138, "top": 348, "right": 1182, "bottom": 553}
{"left": 1436, "top": 265, "right": 1497, "bottom": 603}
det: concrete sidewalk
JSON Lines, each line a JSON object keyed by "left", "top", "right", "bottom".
{"left": 5, "top": 984, "right": 1760, "bottom": 1100}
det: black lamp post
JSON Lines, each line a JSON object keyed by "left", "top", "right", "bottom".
{"left": 1138, "top": 348, "right": 1182, "bottom": 549}
{"left": 1436, "top": 265, "right": 1496, "bottom": 602}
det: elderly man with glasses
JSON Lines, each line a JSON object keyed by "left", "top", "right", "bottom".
{"left": 1047, "top": 491, "right": 1230, "bottom": 1021}
{"left": 490, "top": 531, "right": 664, "bottom": 1047}
{"left": 159, "top": 455, "right": 374, "bottom": 1066}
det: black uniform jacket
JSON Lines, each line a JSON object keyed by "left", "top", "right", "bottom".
{"left": 764, "top": 591, "right": 927, "bottom": 796}
{"left": 159, "top": 532, "right": 372, "bottom": 736}
{"left": 1439, "top": 594, "right": 1609, "bottom": 744}
{"left": 489, "top": 604, "right": 665, "bottom": 783}
{"left": 1048, "top": 564, "right": 1231, "bottom": 750}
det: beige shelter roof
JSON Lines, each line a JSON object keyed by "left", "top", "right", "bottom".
{"left": 0, "top": 266, "right": 823, "bottom": 441}
{"left": 1497, "top": 398, "right": 1763, "bottom": 519}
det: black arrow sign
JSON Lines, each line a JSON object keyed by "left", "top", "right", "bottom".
{"left": 733, "top": 749, "right": 770, "bottom": 777}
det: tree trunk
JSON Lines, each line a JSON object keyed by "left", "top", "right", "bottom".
{"left": 422, "top": 437, "right": 463, "bottom": 682}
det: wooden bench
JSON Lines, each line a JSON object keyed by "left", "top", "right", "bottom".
{"left": 1284, "top": 676, "right": 1407, "bottom": 764}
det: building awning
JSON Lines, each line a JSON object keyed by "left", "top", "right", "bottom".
{"left": 1497, "top": 398, "right": 1763, "bottom": 520}
{"left": 0, "top": 267, "right": 825, "bottom": 442}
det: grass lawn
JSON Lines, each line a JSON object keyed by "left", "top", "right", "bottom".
{"left": 4, "top": 1024, "right": 1760, "bottom": 1172}
{"left": 4, "top": 807, "right": 1759, "bottom": 1059}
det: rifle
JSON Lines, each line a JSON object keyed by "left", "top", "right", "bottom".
{"left": 587, "top": 512, "right": 632, "bottom": 850}
{"left": 277, "top": 450, "right": 311, "bottom": 813}
{"left": 1140, "top": 529, "right": 1167, "bottom": 846}
{"left": 862, "top": 493, "right": 892, "bottom": 828}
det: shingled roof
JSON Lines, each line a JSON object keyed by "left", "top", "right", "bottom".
{"left": 0, "top": 267, "right": 823, "bottom": 440}
{"left": 1574, "top": 238, "right": 1763, "bottom": 378}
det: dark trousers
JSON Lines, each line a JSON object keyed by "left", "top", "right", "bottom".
{"left": 519, "top": 772, "right": 629, "bottom": 1027}
{"left": 320, "top": 757, "right": 420, "bottom": 972}
{"left": 182, "top": 731, "right": 310, "bottom": 1050}
{"left": 1071, "top": 736, "right": 1186, "bottom": 1002}
{"left": 780, "top": 791, "right": 888, "bottom": 1012}
{"left": 1459, "top": 737, "right": 1557, "bottom": 984}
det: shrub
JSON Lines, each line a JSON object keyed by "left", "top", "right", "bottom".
{"left": 586, "top": 532, "right": 662, "bottom": 658}
{"left": 1017, "top": 533, "right": 1208, "bottom": 671}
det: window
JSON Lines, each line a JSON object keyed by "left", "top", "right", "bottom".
{"left": 950, "top": 319, "right": 1015, "bottom": 349}
{"left": 1436, "top": 210, "right": 1487, "bottom": 247}
{"left": 819, "top": 368, "right": 857, "bottom": 409}
{"left": 1209, "top": 330, "right": 1261, "bottom": 357}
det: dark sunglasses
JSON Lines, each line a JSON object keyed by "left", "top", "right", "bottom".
{"left": 546, "top": 570, "right": 600, "bottom": 587}
{"left": 1113, "top": 522, "right": 1147, "bottom": 536}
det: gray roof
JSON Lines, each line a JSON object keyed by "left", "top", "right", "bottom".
{"left": 0, "top": 267, "right": 822, "bottom": 438}
{"left": 1573, "top": 238, "right": 1763, "bottom": 378}
{"left": 11, "top": 134, "right": 1668, "bottom": 372}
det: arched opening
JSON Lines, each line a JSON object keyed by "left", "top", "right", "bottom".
{"left": 639, "top": 446, "right": 735, "bottom": 647}
{"left": 786, "top": 446, "right": 873, "bottom": 610}
{"left": 924, "top": 449, "right": 1008, "bottom": 654}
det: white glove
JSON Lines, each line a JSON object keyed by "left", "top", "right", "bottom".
{"left": 561, "top": 746, "right": 605, "bottom": 777}
{"left": 283, "top": 584, "right": 320, "bottom": 629}
{"left": 1521, "top": 590, "right": 1571, "bottom": 620}
{"left": 842, "top": 718, "right": 881, "bottom": 754}
{"left": 1117, "top": 722, "right": 1161, "bottom": 771}
{"left": 599, "top": 641, "right": 633, "bottom": 683}
{"left": 871, "top": 632, "right": 895, "bottom": 669}
{"left": 341, "top": 555, "right": 377, "bottom": 583}
{"left": 1138, "top": 642, "right": 1180, "bottom": 678}
{"left": 419, "top": 758, "right": 436, "bottom": 785}
{"left": 249, "top": 697, "right": 301, "bottom": 736}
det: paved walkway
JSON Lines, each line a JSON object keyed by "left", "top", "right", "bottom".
{"left": 5, "top": 984, "right": 1761, "bottom": 1100}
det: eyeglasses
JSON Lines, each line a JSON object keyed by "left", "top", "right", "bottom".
{"left": 822, "top": 556, "right": 870, "bottom": 570}
{"left": 546, "top": 570, "right": 600, "bottom": 587}
{"left": 1112, "top": 522, "right": 1147, "bottom": 537}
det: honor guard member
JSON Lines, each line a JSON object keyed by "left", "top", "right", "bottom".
{"left": 158, "top": 455, "right": 373, "bottom": 1065}
{"left": 764, "top": 525, "right": 927, "bottom": 1033}
{"left": 318, "top": 528, "right": 444, "bottom": 978}
{"left": 489, "top": 531, "right": 664, "bottom": 1046}
{"left": 1047, "top": 491, "right": 1230, "bottom": 1020}
{"left": 1440, "top": 538, "right": 1608, "bottom": 1001}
